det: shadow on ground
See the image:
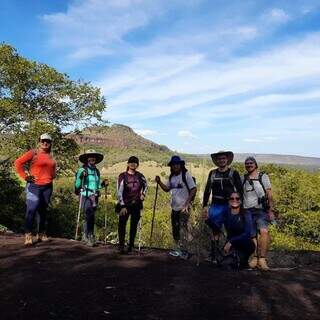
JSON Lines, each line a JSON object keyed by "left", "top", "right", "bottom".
{"left": 0, "top": 234, "right": 319, "bottom": 320}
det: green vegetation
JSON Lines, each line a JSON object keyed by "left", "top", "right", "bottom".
{"left": 1, "top": 160, "right": 319, "bottom": 252}
{"left": 0, "top": 44, "right": 106, "bottom": 175}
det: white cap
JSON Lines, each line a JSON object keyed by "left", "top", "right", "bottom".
{"left": 40, "top": 133, "right": 52, "bottom": 141}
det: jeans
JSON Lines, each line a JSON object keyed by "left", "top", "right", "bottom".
{"left": 82, "top": 195, "right": 98, "bottom": 236}
{"left": 25, "top": 183, "right": 53, "bottom": 233}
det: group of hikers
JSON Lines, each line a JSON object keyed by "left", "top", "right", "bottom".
{"left": 14, "top": 133, "right": 275, "bottom": 271}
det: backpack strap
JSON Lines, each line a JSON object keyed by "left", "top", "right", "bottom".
{"left": 258, "top": 172, "right": 267, "bottom": 195}
{"left": 210, "top": 169, "right": 217, "bottom": 185}
{"left": 242, "top": 173, "right": 249, "bottom": 186}
{"left": 182, "top": 171, "right": 190, "bottom": 194}
{"left": 211, "top": 168, "right": 236, "bottom": 192}
{"left": 228, "top": 168, "right": 236, "bottom": 192}
{"left": 243, "top": 172, "right": 267, "bottom": 196}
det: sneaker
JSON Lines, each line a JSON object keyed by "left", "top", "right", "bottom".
{"left": 169, "top": 250, "right": 182, "bottom": 257}
{"left": 180, "top": 251, "right": 192, "bottom": 260}
{"left": 205, "top": 251, "right": 218, "bottom": 264}
{"left": 118, "top": 245, "right": 126, "bottom": 254}
{"left": 24, "top": 233, "right": 33, "bottom": 246}
{"left": 257, "top": 257, "right": 270, "bottom": 271}
{"left": 36, "top": 233, "right": 50, "bottom": 242}
{"left": 87, "top": 234, "right": 96, "bottom": 247}
{"left": 81, "top": 233, "right": 89, "bottom": 243}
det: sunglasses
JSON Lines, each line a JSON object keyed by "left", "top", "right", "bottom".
{"left": 40, "top": 139, "right": 52, "bottom": 144}
{"left": 245, "top": 162, "right": 255, "bottom": 165}
{"left": 229, "top": 197, "right": 240, "bottom": 201}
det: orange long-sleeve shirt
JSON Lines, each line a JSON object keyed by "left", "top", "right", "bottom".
{"left": 14, "top": 149, "right": 56, "bottom": 185}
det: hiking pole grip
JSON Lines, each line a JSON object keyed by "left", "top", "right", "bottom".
{"left": 149, "top": 182, "right": 159, "bottom": 245}
{"left": 138, "top": 216, "right": 142, "bottom": 253}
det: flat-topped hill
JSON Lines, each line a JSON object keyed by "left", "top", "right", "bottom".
{"left": 68, "top": 124, "right": 170, "bottom": 152}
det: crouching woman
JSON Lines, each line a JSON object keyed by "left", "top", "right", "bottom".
{"left": 206, "top": 191, "right": 255, "bottom": 269}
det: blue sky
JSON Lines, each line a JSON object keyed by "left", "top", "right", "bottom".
{"left": 1, "top": 0, "right": 320, "bottom": 157}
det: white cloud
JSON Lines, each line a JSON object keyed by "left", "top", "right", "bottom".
{"left": 244, "top": 138, "right": 261, "bottom": 143}
{"left": 43, "top": 0, "right": 165, "bottom": 60}
{"left": 244, "top": 137, "right": 278, "bottom": 143}
{"left": 104, "top": 32, "right": 320, "bottom": 120}
{"left": 134, "top": 129, "right": 157, "bottom": 136}
{"left": 40, "top": 0, "right": 320, "bottom": 156}
{"left": 178, "top": 130, "right": 196, "bottom": 138}
{"left": 268, "top": 8, "right": 290, "bottom": 24}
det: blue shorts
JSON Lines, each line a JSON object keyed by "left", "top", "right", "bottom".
{"left": 247, "top": 208, "right": 269, "bottom": 236}
{"left": 207, "top": 203, "right": 229, "bottom": 227}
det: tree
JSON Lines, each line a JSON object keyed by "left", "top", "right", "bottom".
{"left": 0, "top": 44, "right": 107, "bottom": 173}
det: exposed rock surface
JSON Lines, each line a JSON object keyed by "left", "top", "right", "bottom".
{"left": 1, "top": 233, "right": 319, "bottom": 320}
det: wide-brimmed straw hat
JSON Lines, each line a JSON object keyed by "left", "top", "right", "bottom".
{"left": 79, "top": 149, "right": 104, "bottom": 164}
{"left": 210, "top": 150, "right": 234, "bottom": 166}
{"left": 167, "top": 155, "right": 185, "bottom": 166}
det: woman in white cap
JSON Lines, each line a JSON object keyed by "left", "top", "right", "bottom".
{"left": 75, "top": 149, "right": 108, "bottom": 247}
{"left": 15, "top": 133, "right": 56, "bottom": 245}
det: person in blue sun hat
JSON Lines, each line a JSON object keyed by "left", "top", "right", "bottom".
{"left": 155, "top": 155, "right": 197, "bottom": 260}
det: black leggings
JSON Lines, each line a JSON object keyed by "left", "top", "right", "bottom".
{"left": 118, "top": 204, "right": 141, "bottom": 248}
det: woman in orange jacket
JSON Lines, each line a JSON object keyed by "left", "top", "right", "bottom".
{"left": 15, "top": 133, "right": 56, "bottom": 245}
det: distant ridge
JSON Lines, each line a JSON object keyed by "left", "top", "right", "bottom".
{"left": 233, "top": 153, "right": 320, "bottom": 166}
{"left": 68, "top": 124, "right": 320, "bottom": 169}
{"left": 68, "top": 124, "right": 170, "bottom": 152}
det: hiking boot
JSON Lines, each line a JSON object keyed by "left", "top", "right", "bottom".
{"left": 87, "top": 234, "right": 96, "bottom": 247}
{"left": 36, "top": 233, "right": 50, "bottom": 242}
{"left": 127, "top": 245, "right": 133, "bottom": 254}
{"left": 118, "top": 245, "right": 126, "bottom": 254}
{"left": 248, "top": 255, "right": 258, "bottom": 269}
{"left": 257, "top": 257, "right": 270, "bottom": 271}
{"left": 24, "top": 233, "right": 33, "bottom": 246}
{"left": 180, "top": 251, "right": 192, "bottom": 260}
{"left": 169, "top": 250, "right": 182, "bottom": 257}
{"left": 81, "top": 233, "right": 89, "bottom": 244}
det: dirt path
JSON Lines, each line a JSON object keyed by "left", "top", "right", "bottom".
{"left": 0, "top": 234, "right": 319, "bottom": 320}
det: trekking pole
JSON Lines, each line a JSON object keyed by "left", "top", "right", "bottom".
{"left": 149, "top": 182, "right": 159, "bottom": 246}
{"left": 138, "top": 214, "right": 142, "bottom": 253}
{"left": 104, "top": 183, "right": 108, "bottom": 244}
{"left": 75, "top": 194, "right": 83, "bottom": 240}
{"left": 75, "top": 174, "right": 86, "bottom": 240}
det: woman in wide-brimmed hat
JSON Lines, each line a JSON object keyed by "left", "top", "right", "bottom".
{"left": 75, "top": 149, "right": 108, "bottom": 246}
{"left": 202, "top": 150, "right": 243, "bottom": 263}
{"left": 15, "top": 133, "right": 56, "bottom": 246}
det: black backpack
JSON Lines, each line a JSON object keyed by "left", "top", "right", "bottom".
{"left": 208, "top": 168, "right": 237, "bottom": 201}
